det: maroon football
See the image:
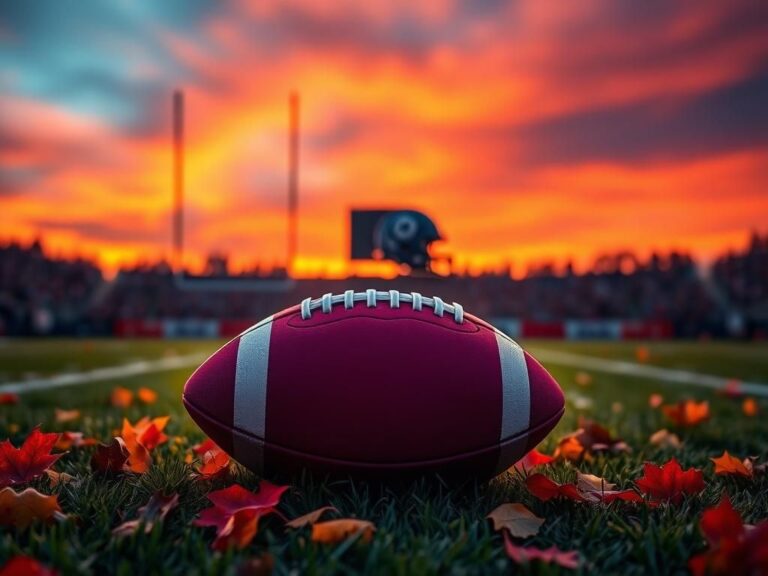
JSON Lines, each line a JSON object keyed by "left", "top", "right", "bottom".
{"left": 183, "top": 289, "right": 565, "bottom": 479}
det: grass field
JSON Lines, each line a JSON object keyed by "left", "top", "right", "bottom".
{"left": 1, "top": 339, "right": 767, "bottom": 575}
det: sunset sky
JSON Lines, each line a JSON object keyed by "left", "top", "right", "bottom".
{"left": 1, "top": 0, "right": 767, "bottom": 277}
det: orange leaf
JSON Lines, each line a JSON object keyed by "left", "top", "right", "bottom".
{"left": 137, "top": 388, "right": 158, "bottom": 405}
{"left": 311, "top": 519, "right": 376, "bottom": 544}
{"left": 90, "top": 437, "right": 130, "bottom": 474}
{"left": 0, "top": 427, "right": 63, "bottom": 487}
{"left": 512, "top": 449, "right": 554, "bottom": 473}
{"left": 0, "top": 556, "right": 58, "bottom": 576}
{"left": 553, "top": 436, "right": 586, "bottom": 462}
{"left": 661, "top": 400, "right": 710, "bottom": 427}
{"left": 574, "top": 371, "right": 592, "bottom": 386}
{"left": 635, "top": 458, "right": 705, "bottom": 505}
{"left": 45, "top": 470, "right": 74, "bottom": 487}
{"left": 54, "top": 431, "right": 97, "bottom": 451}
{"left": 121, "top": 417, "right": 169, "bottom": 473}
{"left": 285, "top": 506, "right": 338, "bottom": 529}
{"left": 554, "top": 418, "right": 630, "bottom": 461}
{"left": 648, "top": 393, "right": 664, "bottom": 408}
{"left": 487, "top": 503, "right": 544, "bottom": 538}
{"left": 635, "top": 346, "right": 650, "bottom": 363}
{"left": 711, "top": 451, "right": 753, "bottom": 478}
{"left": 112, "top": 492, "right": 179, "bottom": 537}
{"left": 53, "top": 409, "right": 80, "bottom": 423}
{"left": 503, "top": 532, "right": 579, "bottom": 569}
{"left": 742, "top": 398, "right": 759, "bottom": 417}
{"left": 197, "top": 448, "right": 230, "bottom": 478}
{"left": 0, "top": 487, "right": 62, "bottom": 529}
{"left": 110, "top": 387, "right": 133, "bottom": 408}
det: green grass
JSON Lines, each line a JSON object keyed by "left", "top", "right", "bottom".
{"left": 1, "top": 339, "right": 767, "bottom": 575}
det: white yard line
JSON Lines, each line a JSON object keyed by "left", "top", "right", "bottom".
{"left": 530, "top": 348, "right": 768, "bottom": 398}
{"left": 0, "top": 353, "right": 207, "bottom": 395}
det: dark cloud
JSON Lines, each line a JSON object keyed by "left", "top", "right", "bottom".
{"left": 515, "top": 68, "right": 768, "bottom": 165}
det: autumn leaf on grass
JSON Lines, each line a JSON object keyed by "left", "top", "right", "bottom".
{"left": 512, "top": 449, "right": 554, "bottom": 473}
{"left": 661, "top": 400, "right": 709, "bottom": 427}
{"left": 576, "top": 472, "right": 643, "bottom": 503}
{"left": 649, "top": 429, "right": 682, "bottom": 450}
{"left": 503, "top": 532, "right": 579, "bottom": 570}
{"left": 742, "top": 397, "right": 759, "bottom": 417}
{"left": 54, "top": 432, "right": 98, "bottom": 451}
{"left": 635, "top": 345, "right": 650, "bottom": 363}
{"left": 689, "top": 494, "right": 768, "bottom": 576}
{"left": 0, "top": 487, "right": 62, "bottom": 529}
{"left": 648, "top": 393, "right": 664, "bottom": 408}
{"left": 90, "top": 437, "right": 130, "bottom": 473}
{"left": 311, "top": 519, "right": 376, "bottom": 544}
{"left": 0, "top": 556, "right": 58, "bottom": 576}
{"left": 718, "top": 379, "right": 742, "bottom": 398}
{"left": 137, "top": 388, "right": 157, "bottom": 405}
{"left": 113, "top": 491, "right": 179, "bottom": 537}
{"left": 711, "top": 451, "right": 753, "bottom": 479}
{"left": 526, "top": 474, "right": 585, "bottom": 502}
{"left": 110, "top": 386, "right": 133, "bottom": 408}
{"left": 190, "top": 439, "right": 230, "bottom": 478}
{"left": 194, "top": 481, "right": 289, "bottom": 550}
{"left": 635, "top": 458, "right": 705, "bottom": 505}
{"left": 554, "top": 418, "right": 630, "bottom": 462}
{"left": 45, "top": 470, "right": 75, "bottom": 487}
{"left": 487, "top": 503, "right": 544, "bottom": 538}
{"left": 54, "top": 409, "right": 80, "bottom": 423}
{"left": 0, "top": 427, "right": 63, "bottom": 487}
{"left": 121, "top": 416, "right": 169, "bottom": 473}
{"left": 286, "top": 506, "right": 338, "bottom": 529}
{"left": 0, "top": 393, "right": 19, "bottom": 406}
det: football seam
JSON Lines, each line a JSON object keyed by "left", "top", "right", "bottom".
{"left": 184, "top": 394, "right": 564, "bottom": 467}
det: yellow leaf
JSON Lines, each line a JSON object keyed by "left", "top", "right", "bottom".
{"left": 487, "top": 503, "right": 544, "bottom": 538}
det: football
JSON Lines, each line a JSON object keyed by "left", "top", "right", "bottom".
{"left": 183, "top": 289, "right": 565, "bottom": 479}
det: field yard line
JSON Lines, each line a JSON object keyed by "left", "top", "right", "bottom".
{"left": 0, "top": 353, "right": 207, "bottom": 395}
{"left": 531, "top": 348, "right": 768, "bottom": 398}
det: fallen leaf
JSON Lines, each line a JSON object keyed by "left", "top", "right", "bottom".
{"left": 137, "top": 388, "right": 158, "bottom": 405}
{"left": 711, "top": 451, "right": 753, "bottom": 478}
{"left": 54, "top": 432, "right": 98, "bottom": 451}
{"left": 649, "top": 393, "right": 664, "bottom": 408}
{"left": 742, "top": 398, "right": 758, "bottom": 417}
{"left": 113, "top": 492, "right": 179, "bottom": 537}
{"left": 662, "top": 400, "right": 710, "bottom": 427}
{"left": 718, "top": 379, "right": 743, "bottom": 398}
{"left": 512, "top": 449, "right": 554, "bottom": 473}
{"left": 54, "top": 409, "right": 80, "bottom": 423}
{"left": 0, "top": 487, "right": 62, "bottom": 529}
{"left": 635, "top": 346, "right": 650, "bottom": 363}
{"left": 0, "top": 556, "right": 58, "bottom": 576}
{"left": 503, "top": 532, "right": 579, "bottom": 569}
{"left": 554, "top": 418, "right": 630, "bottom": 462}
{"left": 311, "top": 519, "right": 376, "bottom": 544}
{"left": 0, "top": 394, "right": 20, "bottom": 406}
{"left": 45, "top": 470, "right": 74, "bottom": 487}
{"left": 91, "top": 437, "right": 130, "bottom": 473}
{"left": 574, "top": 371, "right": 592, "bottom": 386}
{"left": 110, "top": 387, "right": 133, "bottom": 408}
{"left": 121, "top": 417, "right": 169, "bottom": 473}
{"left": 526, "top": 474, "right": 585, "bottom": 502}
{"left": 689, "top": 494, "right": 768, "bottom": 576}
{"left": 576, "top": 472, "right": 616, "bottom": 492}
{"left": 194, "top": 481, "right": 289, "bottom": 550}
{"left": 635, "top": 458, "right": 705, "bottom": 505}
{"left": 611, "top": 402, "right": 623, "bottom": 414}
{"left": 554, "top": 436, "right": 585, "bottom": 462}
{"left": 487, "top": 503, "right": 544, "bottom": 538}
{"left": 198, "top": 448, "right": 231, "bottom": 478}
{"left": 0, "top": 427, "right": 63, "bottom": 487}
{"left": 285, "top": 506, "right": 338, "bottom": 529}
{"left": 575, "top": 472, "right": 643, "bottom": 503}
{"left": 649, "top": 429, "right": 682, "bottom": 449}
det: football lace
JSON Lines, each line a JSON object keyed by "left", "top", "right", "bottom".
{"left": 300, "top": 290, "right": 464, "bottom": 324}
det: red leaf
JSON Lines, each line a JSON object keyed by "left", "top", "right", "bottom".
{"left": 711, "top": 451, "right": 753, "bottom": 479}
{"left": 503, "top": 532, "right": 579, "bottom": 569}
{"left": 0, "top": 427, "right": 63, "bottom": 488}
{"left": 525, "top": 474, "right": 585, "bottom": 502}
{"left": 689, "top": 494, "right": 768, "bottom": 576}
{"left": 661, "top": 400, "right": 710, "bottom": 427}
{"left": 90, "top": 437, "right": 130, "bottom": 474}
{"left": 0, "top": 394, "right": 20, "bottom": 406}
{"left": 512, "top": 449, "right": 554, "bottom": 473}
{"left": 0, "top": 556, "right": 58, "bottom": 576}
{"left": 635, "top": 458, "right": 705, "bottom": 505}
{"left": 194, "top": 481, "right": 289, "bottom": 550}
